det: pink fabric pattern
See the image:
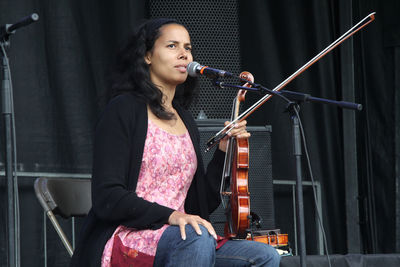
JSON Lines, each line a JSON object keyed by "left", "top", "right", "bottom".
{"left": 101, "top": 119, "right": 197, "bottom": 266}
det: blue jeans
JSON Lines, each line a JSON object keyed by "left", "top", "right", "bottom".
{"left": 154, "top": 225, "right": 281, "bottom": 267}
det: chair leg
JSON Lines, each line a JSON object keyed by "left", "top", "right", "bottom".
{"left": 43, "top": 211, "right": 47, "bottom": 267}
{"left": 72, "top": 217, "right": 75, "bottom": 250}
{"left": 46, "top": 211, "right": 74, "bottom": 257}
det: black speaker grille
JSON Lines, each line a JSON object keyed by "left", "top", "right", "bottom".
{"left": 149, "top": 0, "right": 241, "bottom": 119}
{"left": 199, "top": 126, "right": 275, "bottom": 236}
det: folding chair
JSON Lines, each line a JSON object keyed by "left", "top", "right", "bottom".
{"left": 34, "top": 177, "right": 91, "bottom": 257}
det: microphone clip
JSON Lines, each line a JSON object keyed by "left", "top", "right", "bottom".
{"left": 214, "top": 79, "right": 225, "bottom": 89}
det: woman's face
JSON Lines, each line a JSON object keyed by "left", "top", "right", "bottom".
{"left": 145, "top": 24, "right": 193, "bottom": 90}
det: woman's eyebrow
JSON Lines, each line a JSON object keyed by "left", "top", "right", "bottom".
{"left": 166, "top": 40, "right": 191, "bottom": 46}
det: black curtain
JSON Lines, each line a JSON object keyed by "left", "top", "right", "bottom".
{"left": 0, "top": 1, "right": 147, "bottom": 266}
{"left": 0, "top": 0, "right": 399, "bottom": 266}
{"left": 238, "top": 0, "right": 399, "bottom": 255}
{"left": 0, "top": 0, "right": 147, "bottom": 173}
{"left": 353, "top": 0, "right": 400, "bottom": 253}
{"left": 239, "top": 0, "right": 346, "bottom": 254}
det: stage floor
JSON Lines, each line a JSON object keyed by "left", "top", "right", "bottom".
{"left": 280, "top": 254, "right": 400, "bottom": 267}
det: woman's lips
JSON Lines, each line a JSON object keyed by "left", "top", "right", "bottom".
{"left": 175, "top": 65, "right": 187, "bottom": 73}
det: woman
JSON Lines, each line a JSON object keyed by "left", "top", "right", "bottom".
{"left": 71, "top": 18, "right": 280, "bottom": 267}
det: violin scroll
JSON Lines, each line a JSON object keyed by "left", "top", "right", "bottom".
{"left": 237, "top": 71, "right": 254, "bottom": 102}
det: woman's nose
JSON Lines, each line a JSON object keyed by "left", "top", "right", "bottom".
{"left": 178, "top": 48, "right": 188, "bottom": 59}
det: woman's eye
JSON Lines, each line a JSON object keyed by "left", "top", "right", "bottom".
{"left": 185, "top": 47, "right": 192, "bottom": 51}
{"left": 167, "top": 44, "right": 176, "bottom": 48}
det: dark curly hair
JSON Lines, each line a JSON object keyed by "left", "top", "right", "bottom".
{"left": 106, "top": 18, "right": 198, "bottom": 120}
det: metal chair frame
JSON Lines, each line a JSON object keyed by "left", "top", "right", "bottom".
{"left": 34, "top": 177, "right": 91, "bottom": 260}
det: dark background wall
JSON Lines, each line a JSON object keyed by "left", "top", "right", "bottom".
{"left": 0, "top": 0, "right": 399, "bottom": 266}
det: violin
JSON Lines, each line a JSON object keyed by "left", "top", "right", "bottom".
{"left": 220, "top": 71, "right": 253, "bottom": 238}
{"left": 220, "top": 72, "right": 290, "bottom": 249}
{"left": 246, "top": 231, "right": 289, "bottom": 247}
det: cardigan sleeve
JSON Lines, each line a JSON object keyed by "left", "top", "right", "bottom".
{"left": 204, "top": 148, "right": 225, "bottom": 213}
{"left": 91, "top": 95, "right": 174, "bottom": 229}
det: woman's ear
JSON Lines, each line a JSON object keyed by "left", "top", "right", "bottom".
{"left": 144, "top": 52, "right": 151, "bottom": 65}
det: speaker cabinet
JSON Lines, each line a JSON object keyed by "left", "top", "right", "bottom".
{"left": 198, "top": 125, "right": 275, "bottom": 235}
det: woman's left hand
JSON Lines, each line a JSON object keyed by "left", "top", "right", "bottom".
{"left": 218, "top": 120, "right": 251, "bottom": 152}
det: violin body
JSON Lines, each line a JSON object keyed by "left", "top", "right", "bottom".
{"left": 226, "top": 136, "right": 250, "bottom": 238}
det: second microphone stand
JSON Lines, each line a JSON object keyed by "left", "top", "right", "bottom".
{"left": 287, "top": 102, "right": 307, "bottom": 266}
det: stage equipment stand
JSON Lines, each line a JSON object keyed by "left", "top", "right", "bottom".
{"left": 288, "top": 104, "right": 307, "bottom": 267}
{"left": 275, "top": 90, "right": 361, "bottom": 267}
{"left": 273, "top": 90, "right": 361, "bottom": 267}
{"left": 0, "top": 13, "right": 39, "bottom": 267}
{"left": 1, "top": 43, "right": 16, "bottom": 267}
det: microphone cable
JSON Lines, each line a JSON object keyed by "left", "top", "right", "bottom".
{"left": 292, "top": 105, "right": 332, "bottom": 267}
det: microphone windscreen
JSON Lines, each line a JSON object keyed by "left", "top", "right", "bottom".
{"left": 187, "top": 61, "right": 200, "bottom": 77}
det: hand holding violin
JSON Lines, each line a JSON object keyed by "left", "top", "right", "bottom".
{"left": 218, "top": 120, "right": 251, "bottom": 153}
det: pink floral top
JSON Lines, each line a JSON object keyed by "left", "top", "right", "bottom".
{"left": 101, "top": 119, "right": 197, "bottom": 267}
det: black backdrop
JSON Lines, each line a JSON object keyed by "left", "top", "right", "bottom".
{"left": 0, "top": 0, "right": 399, "bottom": 266}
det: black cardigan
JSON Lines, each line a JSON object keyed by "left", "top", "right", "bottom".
{"left": 71, "top": 93, "right": 225, "bottom": 266}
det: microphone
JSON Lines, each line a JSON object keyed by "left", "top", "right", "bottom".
{"left": 0, "top": 13, "right": 39, "bottom": 40}
{"left": 187, "top": 61, "right": 233, "bottom": 78}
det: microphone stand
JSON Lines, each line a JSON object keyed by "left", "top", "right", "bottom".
{"left": 214, "top": 79, "right": 362, "bottom": 267}
{"left": 288, "top": 103, "right": 307, "bottom": 267}
{"left": 0, "top": 13, "right": 39, "bottom": 267}
{"left": 214, "top": 80, "right": 362, "bottom": 111}
{"left": 1, "top": 31, "right": 18, "bottom": 267}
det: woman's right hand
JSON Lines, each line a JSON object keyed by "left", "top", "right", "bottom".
{"left": 168, "top": 210, "right": 217, "bottom": 240}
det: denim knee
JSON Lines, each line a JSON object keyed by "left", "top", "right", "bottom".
{"left": 259, "top": 243, "right": 281, "bottom": 266}
{"left": 154, "top": 225, "right": 217, "bottom": 267}
{"left": 184, "top": 224, "right": 217, "bottom": 252}
{"left": 174, "top": 225, "right": 216, "bottom": 265}
{"left": 215, "top": 239, "right": 281, "bottom": 267}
